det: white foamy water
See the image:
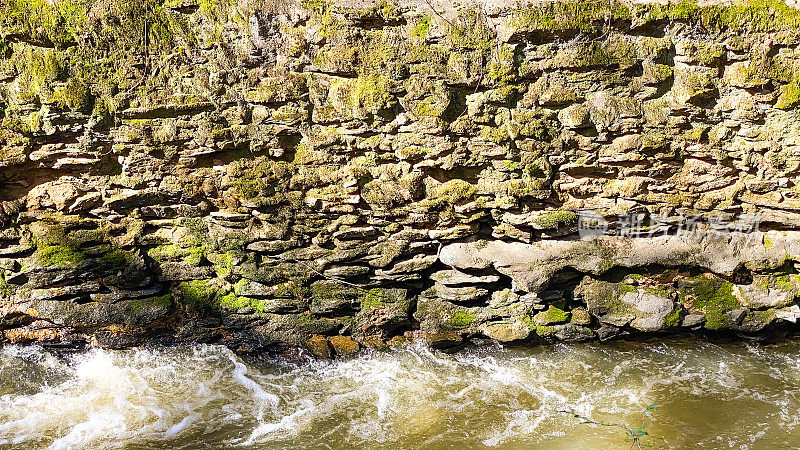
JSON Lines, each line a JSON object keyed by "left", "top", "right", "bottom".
{"left": 0, "top": 337, "right": 799, "bottom": 449}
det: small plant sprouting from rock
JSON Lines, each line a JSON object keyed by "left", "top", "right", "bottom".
{"left": 560, "top": 403, "right": 666, "bottom": 449}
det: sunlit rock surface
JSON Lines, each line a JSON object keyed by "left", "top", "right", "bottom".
{"left": 2, "top": 0, "right": 800, "bottom": 353}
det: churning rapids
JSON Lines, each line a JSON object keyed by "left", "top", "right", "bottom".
{"left": 1, "top": 338, "right": 800, "bottom": 449}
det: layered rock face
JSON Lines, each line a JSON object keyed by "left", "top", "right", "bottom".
{"left": 3, "top": 0, "right": 800, "bottom": 354}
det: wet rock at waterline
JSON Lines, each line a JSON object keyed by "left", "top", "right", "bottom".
{"left": 4, "top": 0, "right": 800, "bottom": 355}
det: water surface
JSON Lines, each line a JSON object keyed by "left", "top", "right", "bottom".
{"left": 1, "top": 337, "right": 799, "bottom": 449}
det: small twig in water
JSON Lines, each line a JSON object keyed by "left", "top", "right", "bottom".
{"left": 559, "top": 404, "right": 666, "bottom": 449}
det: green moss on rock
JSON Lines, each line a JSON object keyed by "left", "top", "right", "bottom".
{"left": 127, "top": 294, "right": 173, "bottom": 312}
{"left": 34, "top": 244, "right": 86, "bottom": 268}
{"left": 512, "top": 0, "right": 633, "bottom": 33}
{"left": 411, "top": 14, "right": 431, "bottom": 40}
{"left": 218, "top": 292, "right": 270, "bottom": 313}
{"left": 1, "top": 0, "right": 88, "bottom": 47}
{"left": 55, "top": 77, "right": 93, "bottom": 113}
{"left": 360, "top": 288, "right": 386, "bottom": 310}
{"left": 430, "top": 180, "right": 477, "bottom": 204}
{"left": 776, "top": 80, "right": 800, "bottom": 110}
{"left": 680, "top": 275, "right": 739, "bottom": 330}
{"left": 178, "top": 279, "right": 219, "bottom": 313}
{"left": 663, "top": 307, "right": 684, "bottom": 328}
{"left": 534, "top": 210, "right": 578, "bottom": 229}
{"left": 533, "top": 305, "right": 571, "bottom": 325}
{"left": 448, "top": 309, "right": 476, "bottom": 328}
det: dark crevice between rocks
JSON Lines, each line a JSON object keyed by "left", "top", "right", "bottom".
{"left": 170, "top": 4, "right": 200, "bottom": 14}
{"left": 345, "top": 16, "right": 408, "bottom": 30}
{"left": 629, "top": 21, "right": 668, "bottom": 38}
{"left": 118, "top": 103, "right": 217, "bottom": 120}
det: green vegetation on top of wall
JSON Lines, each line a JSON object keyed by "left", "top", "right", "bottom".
{"left": 0, "top": 0, "right": 199, "bottom": 51}
{"left": 0, "top": 0, "right": 245, "bottom": 117}
{"left": 662, "top": 0, "right": 800, "bottom": 32}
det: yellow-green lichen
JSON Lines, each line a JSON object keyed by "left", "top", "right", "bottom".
{"left": 0, "top": 273, "right": 13, "bottom": 298}
{"left": 643, "top": 285, "right": 674, "bottom": 299}
{"left": 100, "top": 249, "right": 136, "bottom": 268}
{"left": 777, "top": 79, "right": 800, "bottom": 110}
{"left": 774, "top": 273, "right": 800, "bottom": 295}
{"left": 312, "top": 282, "right": 347, "bottom": 303}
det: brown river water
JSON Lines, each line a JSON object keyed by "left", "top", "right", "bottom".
{"left": 0, "top": 336, "right": 799, "bottom": 449}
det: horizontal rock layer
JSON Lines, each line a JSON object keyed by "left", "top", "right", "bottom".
{"left": 1, "top": 0, "right": 800, "bottom": 354}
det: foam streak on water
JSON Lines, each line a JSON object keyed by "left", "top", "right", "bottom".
{"left": 0, "top": 337, "right": 799, "bottom": 449}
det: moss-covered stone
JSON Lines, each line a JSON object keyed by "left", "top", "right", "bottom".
{"left": 447, "top": 309, "right": 476, "bottom": 329}
{"left": 575, "top": 278, "right": 637, "bottom": 325}
{"left": 55, "top": 77, "right": 93, "bottom": 113}
{"left": 218, "top": 292, "right": 270, "bottom": 314}
{"left": 512, "top": 0, "right": 634, "bottom": 33}
{"left": 534, "top": 210, "right": 578, "bottom": 230}
{"left": 34, "top": 245, "right": 87, "bottom": 268}
{"left": 663, "top": 307, "right": 684, "bottom": 328}
{"left": 5, "top": 0, "right": 800, "bottom": 352}
{"left": 533, "top": 306, "right": 571, "bottom": 326}
{"left": 679, "top": 275, "right": 740, "bottom": 330}
{"left": 329, "top": 335, "right": 360, "bottom": 356}
{"left": 178, "top": 279, "right": 219, "bottom": 314}
{"left": 430, "top": 180, "right": 476, "bottom": 205}
{"left": 776, "top": 80, "right": 800, "bottom": 110}
{"left": 411, "top": 14, "right": 431, "bottom": 41}
{"left": 360, "top": 288, "right": 387, "bottom": 311}
{"left": 127, "top": 294, "right": 173, "bottom": 313}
